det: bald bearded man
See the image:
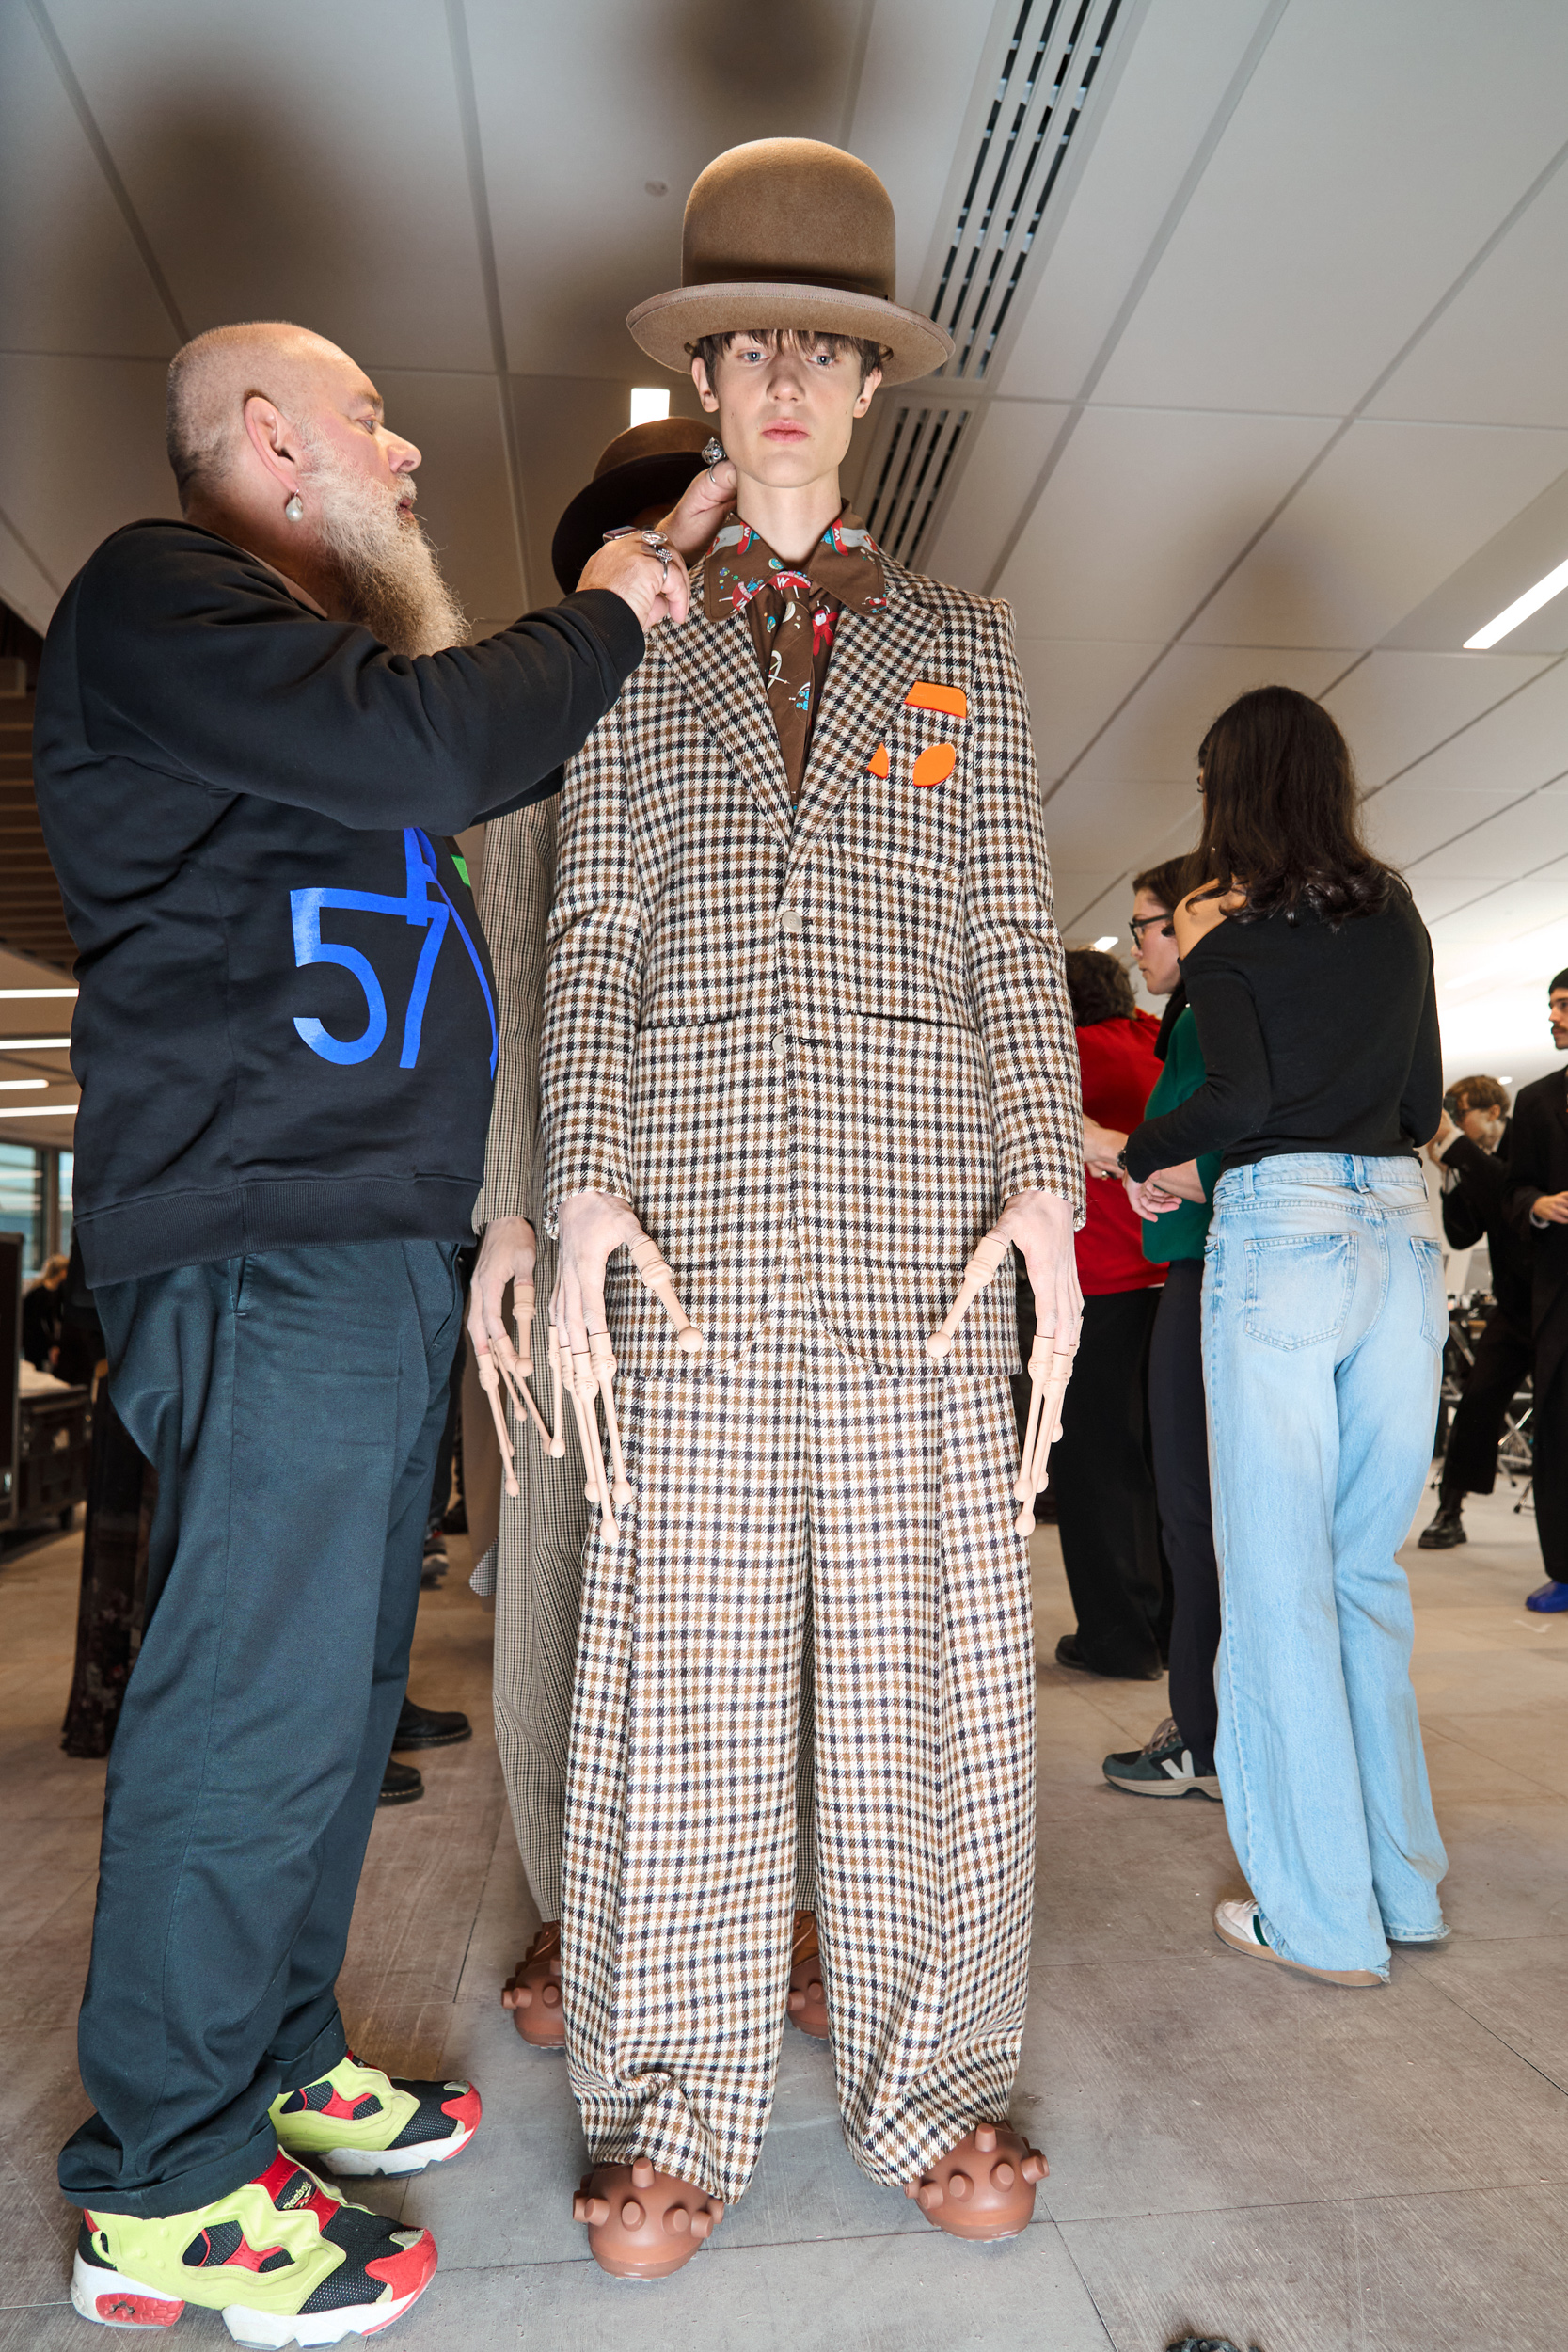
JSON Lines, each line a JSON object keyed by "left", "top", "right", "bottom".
{"left": 33, "top": 321, "right": 729, "bottom": 2342}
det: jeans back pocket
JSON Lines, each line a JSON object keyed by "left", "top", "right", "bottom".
{"left": 1411, "top": 1234, "right": 1447, "bottom": 1350}
{"left": 1243, "top": 1232, "right": 1355, "bottom": 1351}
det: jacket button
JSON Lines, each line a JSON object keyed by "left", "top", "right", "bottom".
{"left": 778, "top": 906, "right": 802, "bottom": 935}
{"left": 771, "top": 1032, "right": 786, "bottom": 1057}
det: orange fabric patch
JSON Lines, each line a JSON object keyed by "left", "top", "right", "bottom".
{"left": 905, "top": 681, "right": 968, "bottom": 719}
{"left": 911, "top": 741, "right": 958, "bottom": 789}
{"left": 866, "top": 742, "right": 890, "bottom": 778}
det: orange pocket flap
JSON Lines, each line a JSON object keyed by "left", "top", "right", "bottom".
{"left": 905, "top": 681, "right": 968, "bottom": 720}
{"left": 911, "top": 742, "right": 958, "bottom": 789}
{"left": 866, "top": 742, "right": 891, "bottom": 778}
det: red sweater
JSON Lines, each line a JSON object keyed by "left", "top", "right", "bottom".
{"left": 1076, "top": 1014, "right": 1168, "bottom": 1295}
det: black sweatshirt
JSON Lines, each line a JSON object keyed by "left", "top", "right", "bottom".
{"left": 1125, "top": 885, "right": 1441, "bottom": 1182}
{"left": 33, "top": 520, "right": 644, "bottom": 1286}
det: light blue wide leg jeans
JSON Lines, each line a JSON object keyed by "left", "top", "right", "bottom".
{"left": 1203, "top": 1153, "right": 1448, "bottom": 1978}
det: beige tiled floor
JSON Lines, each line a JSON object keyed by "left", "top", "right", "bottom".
{"left": 2, "top": 1472, "right": 1565, "bottom": 2349}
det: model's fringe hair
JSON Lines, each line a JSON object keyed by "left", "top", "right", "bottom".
{"left": 688, "top": 328, "right": 887, "bottom": 385}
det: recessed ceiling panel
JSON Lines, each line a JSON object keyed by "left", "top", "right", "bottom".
{"left": 1040, "top": 780, "right": 1198, "bottom": 874}
{"left": 46, "top": 0, "right": 495, "bottom": 370}
{"left": 1190, "top": 421, "right": 1568, "bottom": 651}
{"left": 0, "top": 4, "right": 176, "bottom": 359}
{"left": 1364, "top": 785, "right": 1541, "bottom": 871}
{"left": 1094, "top": 0, "right": 1568, "bottom": 416}
{"left": 0, "top": 354, "right": 174, "bottom": 598}
{"left": 1072, "top": 643, "right": 1348, "bottom": 785}
{"left": 1404, "top": 791, "right": 1568, "bottom": 883}
{"left": 1368, "top": 162, "right": 1568, "bottom": 431}
{"left": 1376, "top": 655, "right": 1568, "bottom": 801}
{"left": 1322, "top": 651, "right": 1553, "bottom": 790}
{"left": 996, "top": 404, "right": 1334, "bottom": 638}
{"left": 924, "top": 401, "right": 1071, "bottom": 593}
{"left": 1011, "top": 634, "right": 1163, "bottom": 785}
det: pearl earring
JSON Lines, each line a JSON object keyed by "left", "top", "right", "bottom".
{"left": 284, "top": 494, "right": 304, "bottom": 522}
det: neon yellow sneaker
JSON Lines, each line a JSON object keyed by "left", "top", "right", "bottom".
{"left": 271, "top": 2051, "right": 481, "bottom": 2178}
{"left": 71, "top": 2150, "right": 436, "bottom": 2341}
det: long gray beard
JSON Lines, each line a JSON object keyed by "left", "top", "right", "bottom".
{"left": 304, "top": 442, "right": 468, "bottom": 656}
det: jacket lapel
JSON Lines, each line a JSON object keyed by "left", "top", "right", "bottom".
{"left": 786, "top": 559, "right": 941, "bottom": 879}
{"left": 653, "top": 570, "right": 795, "bottom": 849}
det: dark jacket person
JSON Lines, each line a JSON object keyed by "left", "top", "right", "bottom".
{"left": 30, "top": 320, "right": 716, "bottom": 2290}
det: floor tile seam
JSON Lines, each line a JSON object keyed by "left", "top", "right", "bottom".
{"left": 1051, "top": 2174, "right": 1568, "bottom": 2233}
{"left": 1401, "top": 1954, "right": 1568, "bottom": 2099}
{"left": 420, "top": 2212, "right": 1074, "bottom": 2278}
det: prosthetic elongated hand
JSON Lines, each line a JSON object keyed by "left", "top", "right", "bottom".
{"left": 928, "top": 1191, "right": 1083, "bottom": 1536}
{"left": 552, "top": 1191, "right": 705, "bottom": 1540}
{"left": 468, "top": 1214, "right": 562, "bottom": 1474}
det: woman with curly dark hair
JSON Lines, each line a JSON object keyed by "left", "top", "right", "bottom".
{"left": 1123, "top": 684, "right": 1447, "bottom": 1989}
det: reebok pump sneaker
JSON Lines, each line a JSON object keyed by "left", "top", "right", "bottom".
{"left": 71, "top": 2150, "right": 436, "bottom": 2342}
{"left": 272, "top": 2052, "right": 481, "bottom": 2178}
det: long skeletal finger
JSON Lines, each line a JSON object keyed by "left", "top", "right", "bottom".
{"left": 567, "top": 1350, "right": 619, "bottom": 1542}
{"left": 1013, "top": 1373, "right": 1045, "bottom": 1506}
{"left": 589, "top": 1331, "right": 633, "bottom": 1508}
{"left": 545, "top": 1326, "right": 567, "bottom": 1458}
{"left": 498, "top": 1350, "right": 556, "bottom": 1454}
{"left": 476, "top": 1351, "right": 520, "bottom": 1500}
{"left": 927, "top": 1231, "right": 1010, "bottom": 1359}
{"left": 1014, "top": 1345, "right": 1078, "bottom": 1534}
{"left": 627, "top": 1234, "right": 704, "bottom": 1355}
{"left": 514, "top": 1279, "right": 535, "bottom": 1375}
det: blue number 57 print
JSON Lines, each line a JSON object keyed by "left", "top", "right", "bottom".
{"left": 290, "top": 829, "right": 498, "bottom": 1075}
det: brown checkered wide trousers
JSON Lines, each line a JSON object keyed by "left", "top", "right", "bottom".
{"left": 561, "top": 1257, "right": 1036, "bottom": 2202}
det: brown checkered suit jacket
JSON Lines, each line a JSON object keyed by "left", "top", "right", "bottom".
{"left": 540, "top": 550, "right": 1084, "bottom": 1376}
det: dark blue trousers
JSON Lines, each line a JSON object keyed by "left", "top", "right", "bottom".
{"left": 59, "top": 1241, "right": 461, "bottom": 2217}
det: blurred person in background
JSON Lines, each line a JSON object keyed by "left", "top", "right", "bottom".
{"left": 1506, "top": 971, "right": 1568, "bottom": 1610}
{"left": 1090, "top": 860, "right": 1224, "bottom": 1801}
{"left": 22, "top": 1251, "right": 70, "bottom": 1372}
{"left": 1041, "top": 946, "right": 1168, "bottom": 1680}
{"left": 1124, "top": 684, "right": 1446, "bottom": 1988}
{"left": 1419, "top": 1076, "right": 1529, "bottom": 1549}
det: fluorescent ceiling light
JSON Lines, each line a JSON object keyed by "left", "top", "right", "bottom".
{"left": 1464, "top": 555, "right": 1568, "bottom": 649}
{"left": 629, "top": 387, "right": 671, "bottom": 426}
{"left": 0, "top": 987, "right": 76, "bottom": 998}
{"left": 0, "top": 1078, "right": 46, "bottom": 1090}
{"left": 0, "top": 1104, "right": 76, "bottom": 1116}
{"left": 1092, "top": 934, "right": 1118, "bottom": 951}
{"left": 0, "top": 1036, "right": 71, "bottom": 1051}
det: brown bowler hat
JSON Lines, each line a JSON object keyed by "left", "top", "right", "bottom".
{"left": 550, "top": 416, "right": 710, "bottom": 595}
{"left": 627, "top": 138, "right": 952, "bottom": 388}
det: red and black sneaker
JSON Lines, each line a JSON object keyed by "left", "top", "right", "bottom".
{"left": 272, "top": 2052, "right": 481, "bottom": 2177}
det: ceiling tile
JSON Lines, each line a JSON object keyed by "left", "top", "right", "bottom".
{"left": 1365, "top": 786, "right": 1536, "bottom": 871}
{"left": 1368, "top": 163, "right": 1568, "bottom": 430}
{"left": 1041, "top": 781, "right": 1198, "bottom": 876}
{"left": 1190, "top": 421, "right": 1568, "bottom": 650}
{"left": 996, "top": 404, "right": 1335, "bottom": 637}
{"left": 996, "top": 0, "right": 1277, "bottom": 402}
{"left": 0, "top": 4, "right": 175, "bottom": 359}
{"left": 924, "top": 402, "right": 1072, "bottom": 596}
{"left": 1046, "top": 872, "right": 1122, "bottom": 934}
{"left": 1011, "top": 636, "right": 1161, "bottom": 785}
{"left": 1403, "top": 793, "right": 1568, "bottom": 883}
{"left": 1371, "top": 656, "right": 1568, "bottom": 801}
{"left": 46, "top": 0, "right": 495, "bottom": 371}
{"left": 1072, "top": 643, "right": 1348, "bottom": 785}
{"left": 1094, "top": 0, "right": 1568, "bottom": 414}
{"left": 0, "top": 354, "right": 174, "bottom": 599}
{"left": 1323, "top": 650, "right": 1554, "bottom": 790}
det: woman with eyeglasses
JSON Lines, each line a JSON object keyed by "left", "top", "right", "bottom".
{"left": 1121, "top": 684, "right": 1447, "bottom": 1988}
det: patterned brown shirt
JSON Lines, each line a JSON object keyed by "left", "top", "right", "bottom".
{"left": 702, "top": 508, "right": 887, "bottom": 803}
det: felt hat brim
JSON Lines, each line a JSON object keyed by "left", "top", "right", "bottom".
{"left": 627, "top": 282, "right": 952, "bottom": 387}
{"left": 551, "top": 449, "right": 708, "bottom": 596}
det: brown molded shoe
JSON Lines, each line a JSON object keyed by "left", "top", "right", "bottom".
{"left": 572, "top": 2156, "right": 723, "bottom": 2279}
{"left": 785, "top": 1909, "right": 830, "bottom": 2040}
{"left": 501, "top": 1921, "right": 565, "bottom": 2046}
{"left": 905, "top": 2122, "right": 1046, "bottom": 2241}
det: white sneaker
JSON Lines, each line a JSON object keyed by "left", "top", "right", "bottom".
{"left": 1213, "top": 1899, "right": 1382, "bottom": 1987}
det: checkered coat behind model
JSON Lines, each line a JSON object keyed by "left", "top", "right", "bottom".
{"left": 540, "top": 543, "right": 1084, "bottom": 2202}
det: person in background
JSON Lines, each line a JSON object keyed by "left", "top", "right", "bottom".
{"left": 1505, "top": 972, "right": 1568, "bottom": 1610}
{"left": 22, "top": 1251, "right": 69, "bottom": 1372}
{"left": 1092, "top": 860, "right": 1224, "bottom": 1801}
{"left": 1045, "top": 946, "right": 1168, "bottom": 1681}
{"left": 1124, "top": 684, "right": 1447, "bottom": 1989}
{"left": 1419, "top": 1076, "right": 1531, "bottom": 1549}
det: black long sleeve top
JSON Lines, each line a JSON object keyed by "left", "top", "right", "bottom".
{"left": 1125, "top": 885, "right": 1441, "bottom": 1183}
{"left": 33, "top": 520, "right": 644, "bottom": 1284}
{"left": 1436, "top": 1122, "right": 1533, "bottom": 1326}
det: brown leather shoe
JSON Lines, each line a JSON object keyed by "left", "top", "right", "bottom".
{"left": 572, "top": 2155, "right": 723, "bottom": 2279}
{"left": 785, "top": 1909, "right": 830, "bottom": 2039}
{"left": 904, "top": 2122, "right": 1046, "bottom": 2241}
{"left": 501, "top": 1921, "right": 564, "bottom": 2046}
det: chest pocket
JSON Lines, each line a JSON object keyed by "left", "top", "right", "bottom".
{"left": 847, "top": 680, "right": 970, "bottom": 879}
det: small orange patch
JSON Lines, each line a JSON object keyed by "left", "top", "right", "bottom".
{"left": 866, "top": 742, "right": 890, "bottom": 778}
{"left": 905, "top": 681, "right": 968, "bottom": 719}
{"left": 911, "top": 741, "right": 958, "bottom": 789}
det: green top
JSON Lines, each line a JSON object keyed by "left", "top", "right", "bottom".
{"left": 1141, "top": 1005, "right": 1222, "bottom": 1263}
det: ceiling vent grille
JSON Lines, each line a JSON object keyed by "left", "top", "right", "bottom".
{"left": 931, "top": 0, "right": 1127, "bottom": 384}
{"left": 855, "top": 0, "right": 1132, "bottom": 572}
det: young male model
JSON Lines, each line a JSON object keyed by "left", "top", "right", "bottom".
{"left": 539, "top": 139, "right": 1084, "bottom": 2277}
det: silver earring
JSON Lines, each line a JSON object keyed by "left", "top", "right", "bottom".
{"left": 284, "top": 493, "right": 304, "bottom": 522}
